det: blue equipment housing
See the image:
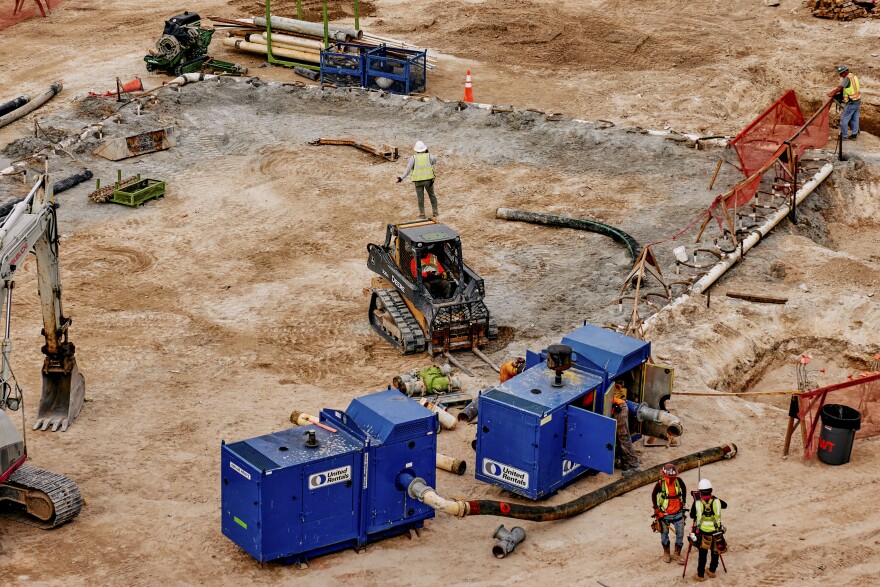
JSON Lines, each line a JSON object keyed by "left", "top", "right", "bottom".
{"left": 476, "top": 324, "right": 658, "bottom": 500}
{"left": 221, "top": 390, "right": 438, "bottom": 564}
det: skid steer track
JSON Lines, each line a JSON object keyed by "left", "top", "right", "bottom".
{"left": 370, "top": 289, "right": 427, "bottom": 354}
{"left": 0, "top": 464, "right": 82, "bottom": 528}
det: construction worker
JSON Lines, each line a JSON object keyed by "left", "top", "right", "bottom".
{"left": 611, "top": 381, "right": 640, "bottom": 475}
{"left": 396, "top": 141, "right": 439, "bottom": 218}
{"left": 689, "top": 478, "right": 728, "bottom": 582}
{"left": 828, "top": 65, "right": 861, "bottom": 140}
{"left": 409, "top": 252, "right": 452, "bottom": 298}
{"left": 499, "top": 357, "right": 525, "bottom": 383}
{"left": 652, "top": 463, "right": 687, "bottom": 565}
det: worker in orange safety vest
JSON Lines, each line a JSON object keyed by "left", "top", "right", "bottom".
{"left": 652, "top": 463, "right": 688, "bottom": 565}
{"left": 499, "top": 357, "right": 525, "bottom": 383}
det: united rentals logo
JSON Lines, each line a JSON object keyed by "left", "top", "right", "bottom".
{"left": 308, "top": 465, "right": 352, "bottom": 488}
{"left": 482, "top": 458, "right": 529, "bottom": 489}
{"left": 562, "top": 459, "right": 580, "bottom": 476}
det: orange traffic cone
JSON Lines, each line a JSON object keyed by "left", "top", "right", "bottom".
{"left": 118, "top": 77, "right": 144, "bottom": 94}
{"left": 463, "top": 70, "right": 474, "bottom": 103}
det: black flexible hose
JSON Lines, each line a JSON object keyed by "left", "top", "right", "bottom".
{"left": 0, "top": 95, "right": 30, "bottom": 117}
{"left": 495, "top": 208, "right": 641, "bottom": 262}
{"left": 465, "top": 444, "right": 737, "bottom": 521}
{"left": 53, "top": 170, "right": 93, "bottom": 194}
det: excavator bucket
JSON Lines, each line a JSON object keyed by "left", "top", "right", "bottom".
{"left": 34, "top": 361, "right": 84, "bottom": 432}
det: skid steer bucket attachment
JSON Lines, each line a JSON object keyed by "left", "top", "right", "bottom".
{"left": 34, "top": 359, "right": 84, "bottom": 433}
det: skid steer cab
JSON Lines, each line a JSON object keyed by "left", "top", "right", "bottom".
{"left": 367, "top": 220, "right": 497, "bottom": 355}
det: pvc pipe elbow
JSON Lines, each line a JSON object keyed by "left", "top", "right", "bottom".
{"left": 492, "top": 524, "right": 526, "bottom": 558}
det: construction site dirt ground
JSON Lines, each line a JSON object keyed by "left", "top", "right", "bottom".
{"left": 0, "top": 1, "right": 879, "bottom": 585}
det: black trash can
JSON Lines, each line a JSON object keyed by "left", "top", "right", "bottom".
{"left": 817, "top": 404, "right": 861, "bottom": 465}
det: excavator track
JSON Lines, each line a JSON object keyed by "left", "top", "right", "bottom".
{"left": 370, "top": 289, "right": 427, "bottom": 355}
{"left": 0, "top": 464, "right": 82, "bottom": 528}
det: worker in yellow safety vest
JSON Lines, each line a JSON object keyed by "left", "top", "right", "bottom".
{"left": 397, "top": 141, "right": 439, "bottom": 218}
{"left": 689, "top": 478, "right": 728, "bottom": 582}
{"left": 828, "top": 65, "right": 861, "bottom": 140}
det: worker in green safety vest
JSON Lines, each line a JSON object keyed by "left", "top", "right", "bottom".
{"left": 397, "top": 141, "right": 439, "bottom": 219}
{"left": 689, "top": 478, "right": 728, "bottom": 582}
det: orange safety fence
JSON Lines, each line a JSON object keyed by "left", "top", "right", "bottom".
{"left": 797, "top": 372, "right": 880, "bottom": 461}
{"left": 708, "top": 92, "right": 833, "bottom": 226}
{"left": 1, "top": 1, "right": 64, "bottom": 32}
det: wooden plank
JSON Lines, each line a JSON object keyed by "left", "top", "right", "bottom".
{"left": 725, "top": 291, "right": 788, "bottom": 304}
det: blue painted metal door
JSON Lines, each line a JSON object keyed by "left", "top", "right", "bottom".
{"left": 563, "top": 405, "right": 616, "bottom": 475}
{"left": 301, "top": 456, "right": 358, "bottom": 548}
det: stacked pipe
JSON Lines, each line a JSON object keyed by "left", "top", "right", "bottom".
{"left": 213, "top": 16, "right": 435, "bottom": 70}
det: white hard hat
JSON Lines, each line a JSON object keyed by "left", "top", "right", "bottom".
{"left": 698, "top": 479, "right": 712, "bottom": 491}
{"left": 414, "top": 141, "right": 428, "bottom": 153}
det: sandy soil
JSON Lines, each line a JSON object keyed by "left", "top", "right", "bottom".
{"left": 0, "top": 1, "right": 879, "bottom": 586}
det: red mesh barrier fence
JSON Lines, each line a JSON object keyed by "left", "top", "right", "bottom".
{"left": 797, "top": 372, "right": 880, "bottom": 461}
{"left": 729, "top": 89, "right": 805, "bottom": 177}
{"left": 1, "top": 1, "right": 64, "bottom": 31}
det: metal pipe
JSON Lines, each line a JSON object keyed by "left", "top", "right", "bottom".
{"left": 631, "top": 402, "right": 683, "bottom": 438}
{"left": 253, "top": 15, "right": 360, "bottom": 40}
{"left": 492, "top": 525, "right": 526, "bottom": 559}
{"left": 458, "top": 399, "right": 478, "bottom": 422}
{"left": 223, "top": 37, "right": 321, "bottom": 64}
{"left": 496, "top": 208, "right": 641, "bottom": 263}
{"left": 0, "top": 95, "right": 30, "bottom": 117}
{"left": 644, "top": 163, "right": 833, "bottom": 334}
{"left": 407, "top": 444, "right": 738, "bottom": 521}
{"left": 0, "top": 82, "right": 61, "bottom": 130}
{"left": 436, "top": 453, "right": 466, "bottom": 475}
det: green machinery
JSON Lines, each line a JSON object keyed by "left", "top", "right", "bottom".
{"left": 145, "top": 11, "right": 246, "bottom": 76}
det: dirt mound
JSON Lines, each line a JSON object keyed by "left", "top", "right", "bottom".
{"left": 388, "top": 0, "right": 726, "bottom": 71}
{"left": 225, "top": 0, "right": 376, "bottom": 22}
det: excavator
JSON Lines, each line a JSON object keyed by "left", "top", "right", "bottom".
{"left": 367, "top": 220, "right": 497, "bottom": 355}
{"left": 0, "top": 172, "right": 83, "bottom": 528}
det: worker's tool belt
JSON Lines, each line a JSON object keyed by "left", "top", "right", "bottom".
{"left": 651, "top": 516, "right": 662, "bottom": 533}
{"left": 712, "top": 528, "right": 728, "bottom": 554}
{"left": 700, "top": 532, "right": 714, "bottom": 550}
{"left": 661, "top": 512, "right": 684, "bottom": 523}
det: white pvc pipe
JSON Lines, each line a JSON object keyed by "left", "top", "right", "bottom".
{"left": 223, "top": 37, "right": 321, "bottom": 64}
{"left": 167, "top": 73, "right": 219, "bottom": 86}
{"left": 258, "top": 32, "right": 325, "bottom": 51}
{"left": 643, "top": 163, "right": 834, "bottom": 331}
{"left": 0, "top": 82, "right": 62, "bottom": 129}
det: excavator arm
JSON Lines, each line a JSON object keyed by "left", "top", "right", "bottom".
{"left": 0, "top": 174, "right": 84, "bottom": 432}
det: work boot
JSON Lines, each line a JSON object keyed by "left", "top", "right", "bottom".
{"left": 706, "top": 570, "right": 716, "bottom": 578}
{"left": 693, "top": 574, "right": 706, "bottom": 582}
{"left": 673, "top": 544, "right": 686, "bottom": 565}
{"left": 662, "top": 544, "right": 672, "bottom": 563}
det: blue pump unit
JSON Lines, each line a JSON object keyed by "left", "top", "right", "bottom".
{"left": 477, "top": 324, "right": 662, "bottom": 500}
{"left": 221, "top": 390, "right": 438, "bottom": 564}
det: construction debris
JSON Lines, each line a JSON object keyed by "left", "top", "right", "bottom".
{"left": 110, "top": 177, "right": 166, "bottom": 207}
{"left": 93, "top": 128, "right": 177, "bottom": 161}
{"left": 88, "top": 174, "right": 139, "bottom": 203}
{"left": 308, "top": 137, "right": 398, "bottom": 161}
{"left": 725, "top": 292, "right": 788, "bottom": 305}
{"left": 808, "top": 0, "right": 878, "bottom": 20}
